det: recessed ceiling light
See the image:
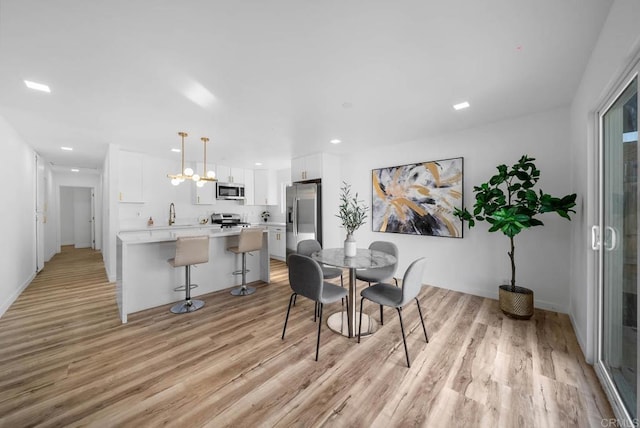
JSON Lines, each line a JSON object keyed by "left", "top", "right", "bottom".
{"left": 255, "top": 162, "right": 263, "bottom": 166}
{"left": 171, "top": 148, "right": 181, "bottom": 153}
{"left": 453, "top": 101, "right": 470, "bottom": 110}
{"left": 71, "top": 169, "right": 79, "bottom": 172}
{"left": 61, "top": 146, "right": 73, "bottom": 151}
{"left": 330, "top": 139, "right": 341, "bottom": 144}
{"left": 24, "top": 80, "right": 51, "bottom": 93}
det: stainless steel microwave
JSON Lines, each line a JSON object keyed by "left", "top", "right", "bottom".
{"left": 216, "top": 182, "right": 245, "bottom": 200}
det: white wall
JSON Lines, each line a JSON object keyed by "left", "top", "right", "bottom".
{"left": 569, "top": 0, "right": 640, "bottom": 361}
{"left": 341, "top": 107, "right": 573, "bottom": 312}
{"left": 44, "top": 166, "right": 57, "bottom": 261}
{"left": 60, "top": 187, "right": 75, "bottom": 245}
{"left": 103, "top": 145, "right": 118, "bottom": 282}
{"left": 0, "top": 115, "right": 36, "bottom": 317}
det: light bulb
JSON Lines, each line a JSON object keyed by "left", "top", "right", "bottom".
{"left": 178, "top": 177, "right": 185, "bottom": 183}
{"left": 192, "top": 174, "right": 200, "bottom": 182}
{"left": 171, "top": 178, "right": 180, "bottom": 186}
{"left": 207, "top": 170, "right": 216, "bottom": 178}
{"left": 196, "top": 180, "right": 205, "bottom": 187}
{"left": 184, "top": 167, "right": 194, "bottom": 176}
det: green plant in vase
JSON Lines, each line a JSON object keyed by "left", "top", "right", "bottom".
{"left": 336, "top": 182, "right": 369, "bottom": 257}
{"left": 453, "top": 155, "right": 576, "bottom": 319}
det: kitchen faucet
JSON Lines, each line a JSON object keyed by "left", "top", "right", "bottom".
{"left": 169, "top": 203, "right": 176, "bottom": 226}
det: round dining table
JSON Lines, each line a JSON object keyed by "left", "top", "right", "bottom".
{"left": 311, "top": 247, "right": 397, "bottom": 338}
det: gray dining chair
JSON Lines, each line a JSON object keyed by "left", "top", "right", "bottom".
{"left": 356, "top": 241, "right": 399, "bottom": 286}
{"left": 356, "top": 241, "right": 399, "bottom": 323}
{"left": 358, "top": 257, "right": 428, "bottom": 368}
{"left": 297, "top": 240, "right": 344, "bottom": 287}
{"left": 282, "top": 254, "right": 348, "bottom": 361}
{"left": 297, "top": 239, "right": 345, "bottom": 313}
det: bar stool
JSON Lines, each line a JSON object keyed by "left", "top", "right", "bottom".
{"left": 228, "top": 227, "right": 264, "bottom": 296}
{"left": 167, "top": 235, "right": 209, "bottom": 314}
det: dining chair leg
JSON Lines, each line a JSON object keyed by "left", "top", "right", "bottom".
{"left": 293, "top": 294, "right": 297, "bottom": 306}
{"left": 358, "top": 297, "right": 365, "bottom": 343}
{"left": 380, "top": 305, "right": 384, "bottom": 325}
{"left": 314, "top": 302, "right": 318, "bottom": 322}
{"left": 397, "top": 307, "right": 411, "bottom": 368}
{"left": 315, "top": 303, "right": 323, "bottom": 361}
{"left": 415, "top": 297, "right": 429, "bottom": 343}
{"left": 282, "top": 293, "right": 296, "bottom": 340}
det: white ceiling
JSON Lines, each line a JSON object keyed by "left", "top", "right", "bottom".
{"left": 0, "top": 1, "right": 612, "bottom": 172}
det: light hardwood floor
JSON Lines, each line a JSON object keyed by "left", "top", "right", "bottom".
{"left": 0, "top": 246, "right": 613, "bottom": 427}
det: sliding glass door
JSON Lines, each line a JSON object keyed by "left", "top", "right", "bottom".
{"left": 597, "top": 72, "right": 638, "bottom": 423}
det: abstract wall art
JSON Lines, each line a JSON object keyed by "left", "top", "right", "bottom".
{"left": 371, "top": 157, "right": 463, "bottom": 237}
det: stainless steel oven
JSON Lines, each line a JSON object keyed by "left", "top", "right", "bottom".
{"left": 216, "top": 182, "right": 245, "bottom": 200}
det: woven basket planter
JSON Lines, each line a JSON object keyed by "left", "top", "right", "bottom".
{"left": 498, "top": 285, "right": 534, "bottom": 319}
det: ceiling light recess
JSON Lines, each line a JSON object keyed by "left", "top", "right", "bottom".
{"left": 453, "top": 101, "right": 470, "bottom": 111}
{"left": 61, "top": 146, "right": 73, "bottom": 151}
{"left": 330, "top": 139, "right": 341, "bottom": 144}
{"left": 24, "top": 80, "right": 51, "bottom": 93}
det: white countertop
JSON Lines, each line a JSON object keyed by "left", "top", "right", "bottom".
{"left": 118, "top": 225, "right": 268, "bottom": 244}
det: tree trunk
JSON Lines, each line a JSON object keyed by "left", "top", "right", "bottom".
{"left": 508, "top": 235, "right": 516, "bottom": 291}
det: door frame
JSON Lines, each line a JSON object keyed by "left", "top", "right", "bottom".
{"left": 593, "top": 59, "right": 640, "bottom": 425}
{"left": 56, "top": 185, "right": 97, "bottom": 252}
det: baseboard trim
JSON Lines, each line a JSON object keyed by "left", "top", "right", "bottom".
{"left": 441, "top": 283, "right": 568, "bottom": 314}
{"left": 0, "top": 272, "right": 35, "bottom": 319}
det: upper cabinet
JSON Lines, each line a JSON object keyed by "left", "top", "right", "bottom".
{"left": 119, "top": 151, "right": 145, "bottom": 203}
{"left": 216, "top": 165, "right": 245, "bottom": 183}
{"left": 244, "top": 169, "right": 255, "bottom": 205}
{"left": 291, "top": 153, "right": 322, "bottom": 182}
{"left": 254, "top": 169, "right": 278, "bottom": 205}
{"left": 193, "top": 162, "right": 217, "bottom": 205}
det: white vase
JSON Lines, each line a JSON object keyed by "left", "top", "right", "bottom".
{"left": 344, "top": 233, "right": 356, "bottom": 257}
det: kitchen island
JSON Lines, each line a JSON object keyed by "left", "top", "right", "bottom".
{"left": 116, "top": 226, "right": 269, "bottom": 323}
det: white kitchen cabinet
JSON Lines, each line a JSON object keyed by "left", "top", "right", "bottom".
{"left": 118, "top": 151, "right": 145, "bottom": 203}
{"left": 216, "top": 165, "right": 231, "bottom": 183}
{"left": 216, "top": 165, "right": 245, "bottom": 183}
{"left": 254, "top": 169, "right": 278, "bottom": 205}
{"left": 291, "top": 153, "right": 322, "bottom": 182}
{"left": 192, "top": 163, "right": 217, "bottom": 205}
{"left": 267, "top": 225, "right": 286, "bottom": 261}
{"left": 243, "top": 169, "right": 255, "bottom": 205}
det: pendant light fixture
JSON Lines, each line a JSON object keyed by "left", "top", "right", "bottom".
{"left": 195, "top": 137, "right": 216, "bottom": 187}
{"left": 167, "top": 131, "right": 217, "bottom": 186}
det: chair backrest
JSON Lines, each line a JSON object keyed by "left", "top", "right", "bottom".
{"left": 297, "top": 239, "right": 322, "bottom": 257}
{"left": 399, "top": 257, "right": 427, "bottom": 306}
{"left": 174, "top": 235, "right": 210, "bottom": 266}
{"left": 287, "top": 253, "right": 323, "bottom": 301}
{"left": 237, "top": 228, "right": 264, "bottom": 253}
{"left": 368, "top": 241, "right": 399, "bottom": 277}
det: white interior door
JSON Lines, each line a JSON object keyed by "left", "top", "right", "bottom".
{"left": 74, "top": 188, "right": 92, "bottom": 248}
{"left": 35, "top": 154, "right": 45, "bottom": 272}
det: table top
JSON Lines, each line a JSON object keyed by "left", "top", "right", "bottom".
{"left": 312, "top": 248, "right": 396, "bottom": 270}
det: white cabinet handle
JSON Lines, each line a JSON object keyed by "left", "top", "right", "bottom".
{"left": 591, "top": 225, "right": 600, "bottom": 250}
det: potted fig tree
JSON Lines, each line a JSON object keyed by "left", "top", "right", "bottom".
{"left": 453, "top": 155, "right": 576, "bottom": 319}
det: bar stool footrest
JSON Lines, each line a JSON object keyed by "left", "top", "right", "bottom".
{"left": 173, "top": 283, "right": 199, "bottom": 292}
{"left": 232, "top": 269, "right": 250, "bottom": 276}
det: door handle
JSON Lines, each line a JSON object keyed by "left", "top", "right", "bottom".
{"left": 591, "top": 225, "right": 600, "bottom": 250}
{"left": 605, "top": 226, "right": 617, "bottom": 251}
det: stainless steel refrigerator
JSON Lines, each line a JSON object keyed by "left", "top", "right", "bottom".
{"left": 286, "top": 182, "right": 322, "bottom": 260}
